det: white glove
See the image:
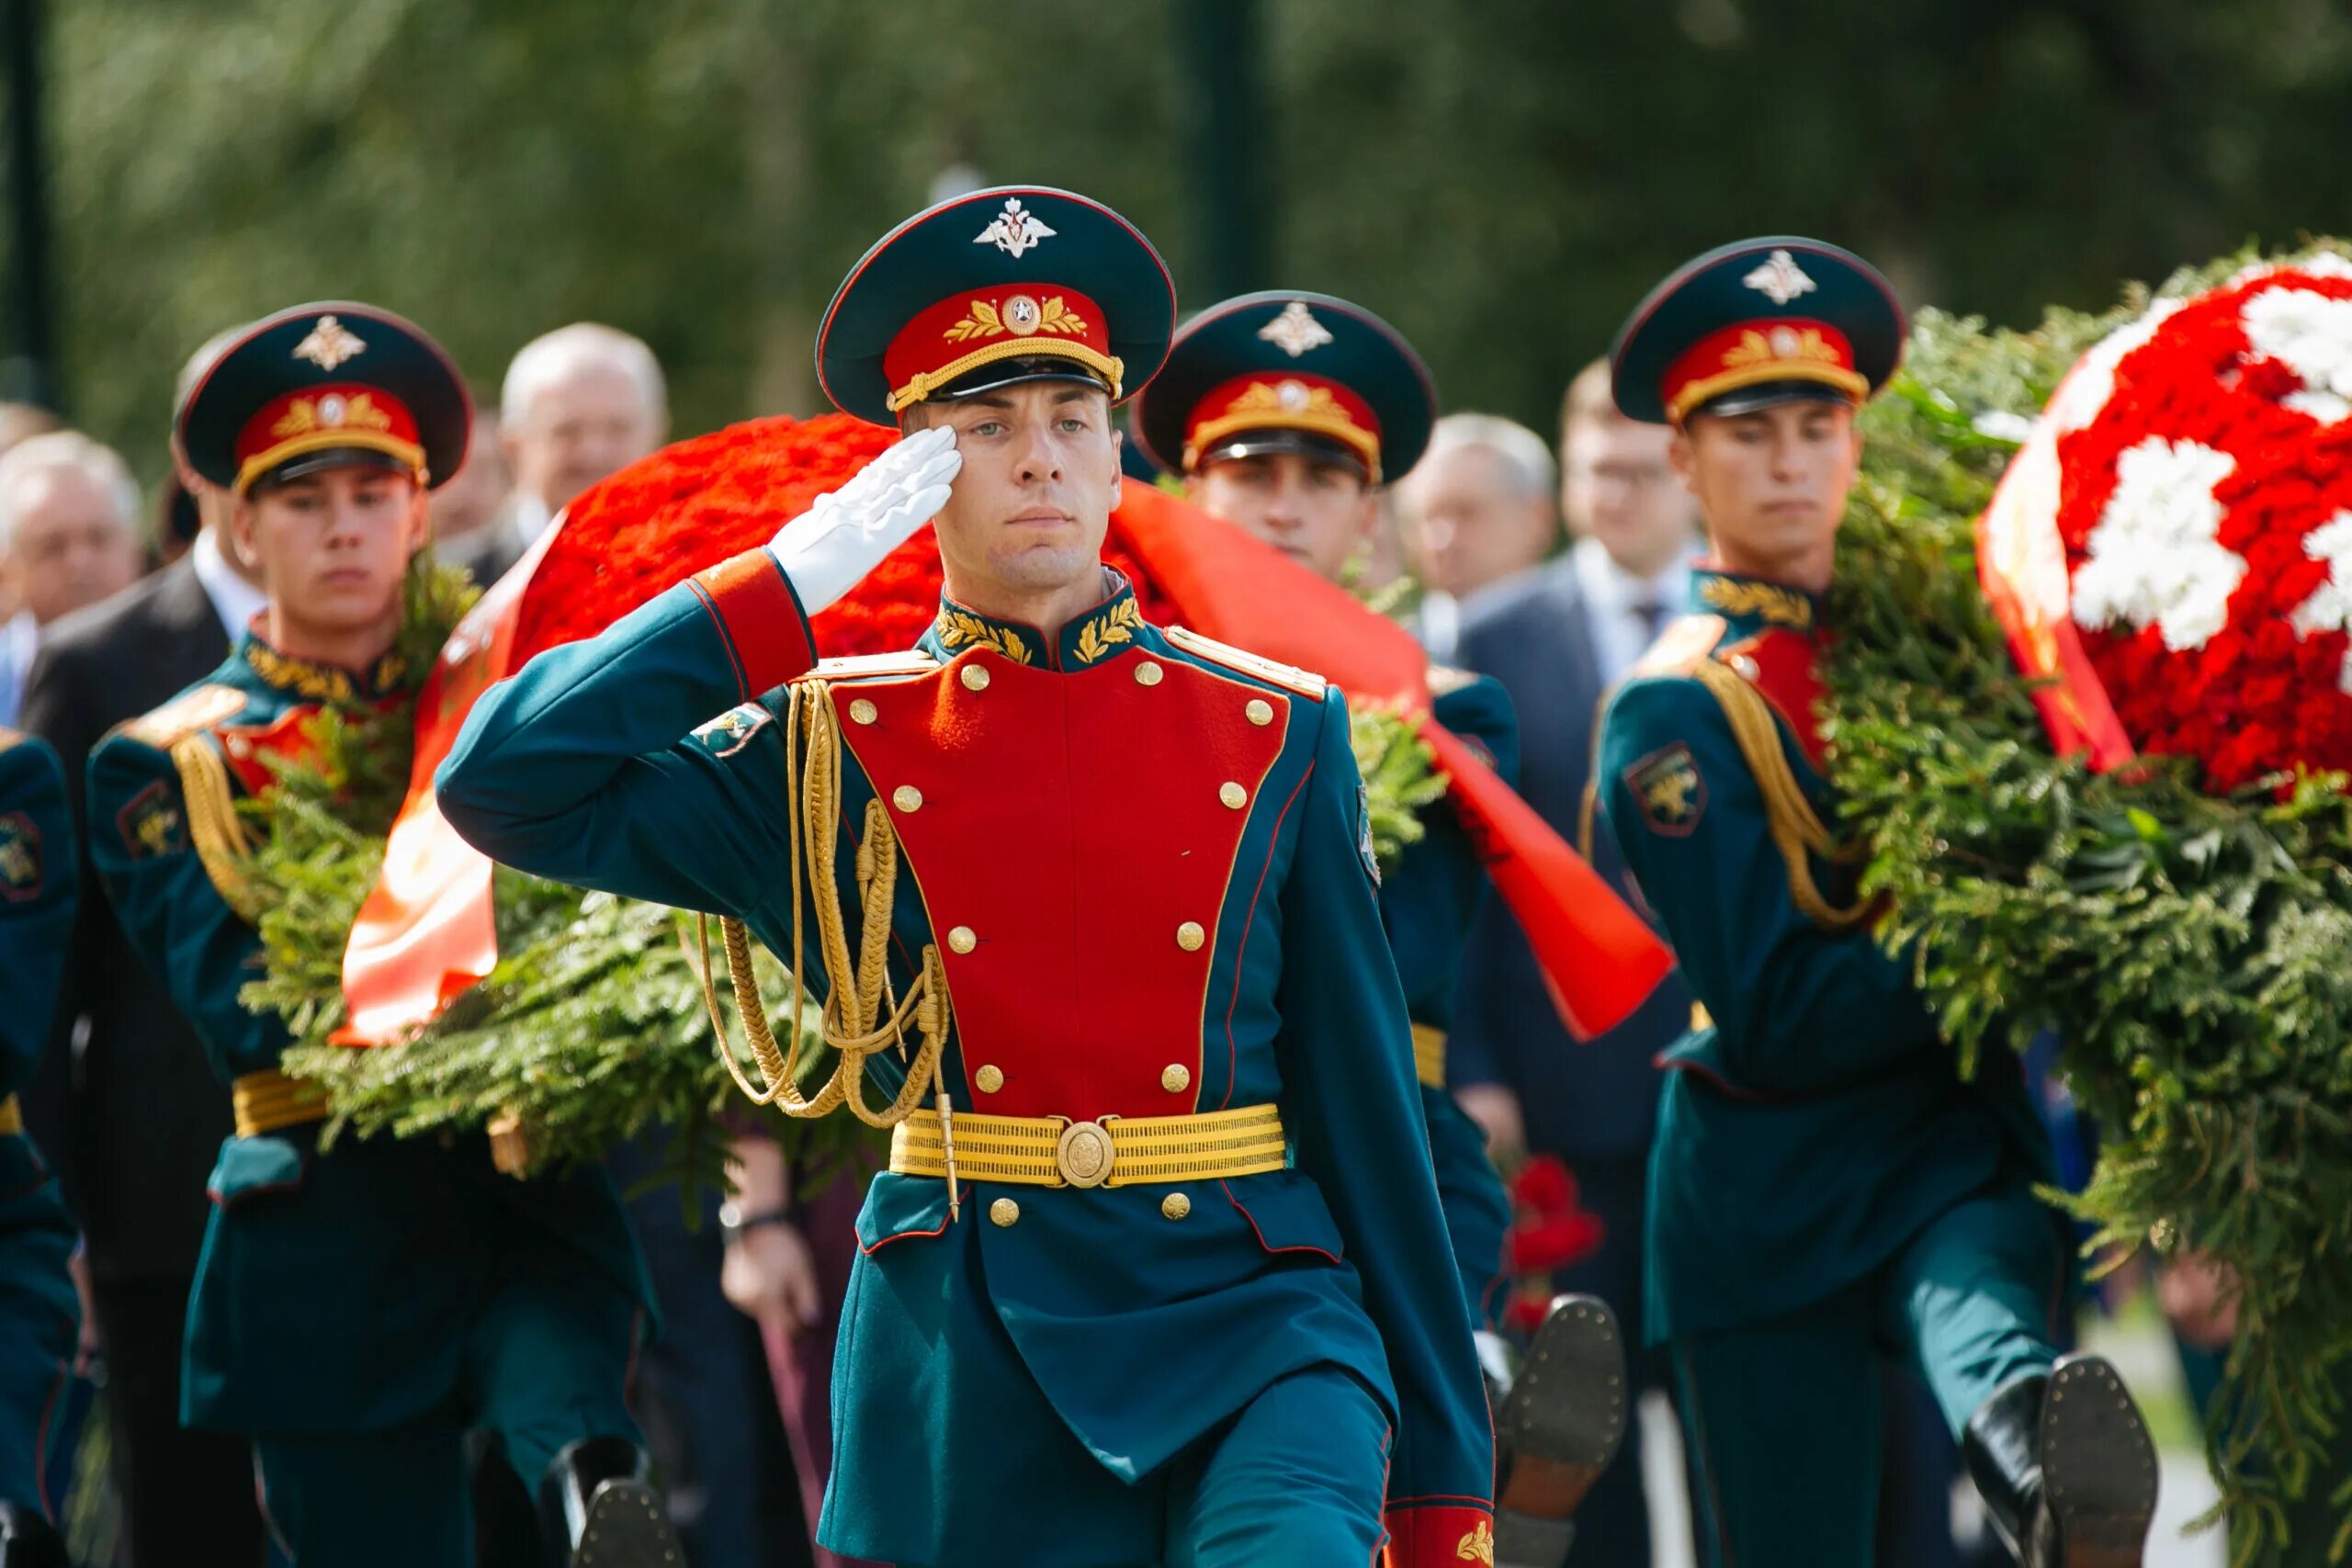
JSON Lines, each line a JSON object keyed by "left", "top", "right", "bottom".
{"left": 766, "top": 425, "right": 960, "bottom": 615}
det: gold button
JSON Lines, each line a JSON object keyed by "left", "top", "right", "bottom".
{"left": 973, "top": 1064, "right": 1004, "bottom": 1094}
{"left": 228, "top": 738, "right": 251, "bottom": 757}
{"left": 1160, "top": 1064, "right": 1192, "bottom": 1094}
{"left": 1176, "top": 921, "right": 1205, "bottom": 952}
{"left": 948, "top": 926, "right": 978, "bottom": 954}
{"left": 1218, "top": 781, "right": 1247, "bottom": 809}
{"left": 1160, "top": 1192, "right": 1192, "bottom": 1221}
{"left": 892, "top": 784, "right": 923, "bottom": 813}
{"left": 960, "top": 663, "right": 990, "bottom": 692}
{"left": 1246, "top": 699, "right": 1273, "bottom": 727}
{"left": 1134, "top": 660, "right": 1164, "bottom": 686}
{"left": 849, "top": 698, "right": 878, "bottom": 725}
{"left": 989, "top": 1198, "right": 1020, "bottom": 1227}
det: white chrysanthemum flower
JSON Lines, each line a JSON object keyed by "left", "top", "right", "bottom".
{"left": 2072, "top": 437, "right": 2244, "bottom": 650}
{"left": 2292, "top": 512, "right": 2352, "bottom": 693}
{"left": 2243, "top": 287, "right": 2352, "bottom": 411}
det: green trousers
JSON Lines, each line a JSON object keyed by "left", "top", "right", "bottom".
{"left": 253, "top": 1244, "right": 642, "bottom": 1566}
{"left": 1673, "top": 1182, "right": 2066, "bottom": 1568}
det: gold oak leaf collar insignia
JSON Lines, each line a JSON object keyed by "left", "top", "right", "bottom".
{"left": 243, "top": 639, "right": 410, "bottom": 705}
{"left": 1692, "top": 571, "right": 1816, "bottom": 635}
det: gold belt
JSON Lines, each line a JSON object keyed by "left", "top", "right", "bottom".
{"left": 0, "top": 1096, "right": 19, "bottom": 1136}
{"left": 889, "top": 1103, "right": 1285, "bottom": 1190}
{"left": 232, "top": 1069, "right": 331, "bottom": 1138}
{"left": 1411, "top": 1023, "right": 1447, "bottom": 1090}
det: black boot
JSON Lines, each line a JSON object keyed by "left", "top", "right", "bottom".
{"left": 0, "top": 1501, "right": 69, "bottom": 1568}
{"left": 1962, "top": 1354, "right": 2157, "bottom": 1568}
{"left": 537, "top": 1438, "right": 683, "bottom": 1568}
{"left": 1490, "top": 1294, "right": 1627, "bottom": 1563}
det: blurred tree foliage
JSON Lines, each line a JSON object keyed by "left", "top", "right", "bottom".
{"left": 14, "top": 0, "right": 2352, "bottom": 488}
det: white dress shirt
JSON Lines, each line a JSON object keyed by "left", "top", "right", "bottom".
{"left": 1572, "top": 536, "right": 1692, "bottom": 683}
{"left": 192, "top": 528, "right": 269, "bottom": 644}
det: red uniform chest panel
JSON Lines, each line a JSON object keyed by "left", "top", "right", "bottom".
{"left": 1724, "top": 627, "right": 1829, "bottom": 771}
{"left": 836, "top": 649, "right": 1290, "bottom": 1121}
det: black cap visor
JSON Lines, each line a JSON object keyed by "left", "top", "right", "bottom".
{"left": 1196, "top": 429, "right": 1373, "bottom": 483}
{"left": 250, "top": 446, "right": 422, "bottom": 493}
{"left": 1682, "top": 378, "right": 1859, "bottom": 425}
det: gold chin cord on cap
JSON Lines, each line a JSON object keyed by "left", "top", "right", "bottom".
{"left": 689, "top": 678, "right": 965, "bottom": 1217}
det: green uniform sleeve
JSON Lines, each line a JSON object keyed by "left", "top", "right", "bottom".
{"left": 0, "top": 735, "right": 77, "bottom": 1100}
{"left": 1276, "top": 686, "right": 1494, "bottom": 1530}
{"left": 85, "top": 732, "right": 289, "bottom": 1082}
{"left": 436, "top": 549, "right": 817, "bottom": 923}
{"left": 1598, "top": 675, "right": 1937, "bottom": 1093}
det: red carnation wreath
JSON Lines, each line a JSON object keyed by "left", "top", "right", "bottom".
{"left": 2036, "top": 259, "right": 2352, "bottom": 790}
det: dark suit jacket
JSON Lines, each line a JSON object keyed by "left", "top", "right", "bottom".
{"left": 20, "top": 560, "right": 236, "bottom": 1282}
{"left": 437, "top": 524, "right": 525, "bottom": 592}
{"left": 1448, "top": 561, "right": 1689, "bottom": 1166}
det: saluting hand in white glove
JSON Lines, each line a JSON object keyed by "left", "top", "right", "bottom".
{"left": 766, "top": 424, "right": 961, "bottom": 615}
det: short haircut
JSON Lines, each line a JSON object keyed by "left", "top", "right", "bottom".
{"left": 0, "top": 402, "right": 63, "bottom": 459}
{"left": 1558, "top": 357, "right": 1619, "bottom": 442}
{"left": 1417, "top": 412, "right": 1557, "bottom": 502}
{"left": 501, "top": 322, "right": 666, "bottom": 427}
{"left": 0, "top": 430, "right": 140, "bottom": 554}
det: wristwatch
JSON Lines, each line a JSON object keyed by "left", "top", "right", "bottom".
{"left": 718, "top": 1201, "right": 792, "bottom": 1240}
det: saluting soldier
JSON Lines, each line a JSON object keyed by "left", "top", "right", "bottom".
{"left": 85, "top": 305, "right": 681, "bottom": 1567}
{"left": 1130, "top": 292, "right": 1626, "bottom": 1565}
{"left": 0, "top": 731, "right": 80, "bottom": 1567}
{"left": 436, "top": 186, "right": 1499, "bottom": 1566}
{"left": 1594, "top": 238, "right": 2158, "bottom": 1567}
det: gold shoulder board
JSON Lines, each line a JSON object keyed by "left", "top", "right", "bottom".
{"left": 1165, "top": 626, "right": 1329, "bottom": 699}
{"left": 119, "top": 684, "right": 246, "bottom": 750}
{"left": 796, "top": 650, "right": 943, "bottom": 685}
{"left": 1629, "top": 615, "right": 1728, "bottom": 681}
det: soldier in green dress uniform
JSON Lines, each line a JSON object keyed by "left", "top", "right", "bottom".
{"left": 437, "top": 186, "right": 1504, "bottom": 1568}
{"left": 85, "top": 304, "right": 679, "bottom": 1567}
{"left": 1131, "top": 290, "right": 1627, "bottom": 1566}
{"left": 1594, "top": 238, "right": 2160, "bottom": 1568}
{"left": 0, "top": 731, "right": 81, "bottom": 1567}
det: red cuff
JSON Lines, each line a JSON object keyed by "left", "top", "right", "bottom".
{"left": 1383, "top": 1503, "right": 1495, "bottom": 1566}
{"left": 688, "top": 549, "right": 816, "bottom": 700}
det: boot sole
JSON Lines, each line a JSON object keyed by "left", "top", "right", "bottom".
{"left": 574, "top": 1481, "right": 684, "bottom": 1568}
{"left": 1495, "top": 1295, "right": 1628, "bottom": 1519}
{"left": 2042, "top": 1355, "right": 2159, "bottom": 1568}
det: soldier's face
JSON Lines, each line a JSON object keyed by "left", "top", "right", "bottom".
{"left": 1671, "top": 401, "right": 1860, "bottom": 583}
{"left": 919, "top": 383, "right": 1120, "bottom": 596}
{"left": 1191, "top": 453, "right": 1377, "bottom": 584}
{"left": 233, "top": 466, "right": 424, "bottom": 634}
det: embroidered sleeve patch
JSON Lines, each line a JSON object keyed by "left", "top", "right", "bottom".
{"left": 690, "top": 703, "right": 773, "bottom": 759}
{"left": 1356, "top": 780, "right": 1382, "bottom": 887}
{"left": 1622, "top": 743, "right": 1706, "bottom": 836}
{"left": 0, "top": 812, "right": 41, "bottom": 902}
{"left": 117, "top": 781, "right": 187, "bottom": 860}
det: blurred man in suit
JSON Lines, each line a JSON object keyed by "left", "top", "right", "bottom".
{"left": 0, "top": 434, "right": 142, "bottom": 726}
{"left": 445, "top": 323, "right": 666, "bottom": 585}
{"left": 429, "top": 398, "right": 513, "bottom": 555}
{"left": 1395, "top": 413, "right": 1560, "bottom": 660}
{"left": 1450, "top": 367, "right": 1700, "bottom": 1565}
{"left": 18, "top": 330, "right": 271, "bottom": 1566}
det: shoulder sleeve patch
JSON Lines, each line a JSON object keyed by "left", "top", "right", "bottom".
{"left": 690, "top": 703, "right": 773, "bottom": 759}
{"left": 119, "top": 683, "right": 247, "bottom": 750}
{"left": 1164, "top": 626, "right": 1330, "bottom": 698}
{"left": 1621, "top": 741, "right": 1707, "bottom": 837}
{"left": 116, "top": 779, "right": 187, "bottom": 860}
{"left": 0, "top": 811, "right": 42, "bottom": 902}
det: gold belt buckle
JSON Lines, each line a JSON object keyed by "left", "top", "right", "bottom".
{"left": 1055, "top": 1117, "right": 1116, "bottom": 1188}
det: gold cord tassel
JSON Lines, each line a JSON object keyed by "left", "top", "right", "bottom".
{"left": 1690, "top": 661, "right": 1877, "bottom": 933}
{"left": 171, "top": 735, "right": 266, "bottom": 922}
{"left": 691, "top": 680, "right": 956, "bottom": 1149}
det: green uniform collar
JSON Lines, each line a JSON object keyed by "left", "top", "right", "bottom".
{"left": 922, "top": 571, "right": 1146, "bottom": 672}
{"left": 1690, "top": 566, "right": 1821, "bottom": 640}
{"left": 238, "top": 631, "right": 413, "bottom": 705}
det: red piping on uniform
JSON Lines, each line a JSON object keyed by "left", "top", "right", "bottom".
{"left": 684, "top": 580, "right": 749, "bottom": 703}
{"left": 1219, "top": 760, "right": 1313, "bottom": 1109}
{"left": 1219, "top": 1179, "right": 1341, "bottom": 1264}
{"left": 857, "top": 1189, "right": 967, "bottom": 1255}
